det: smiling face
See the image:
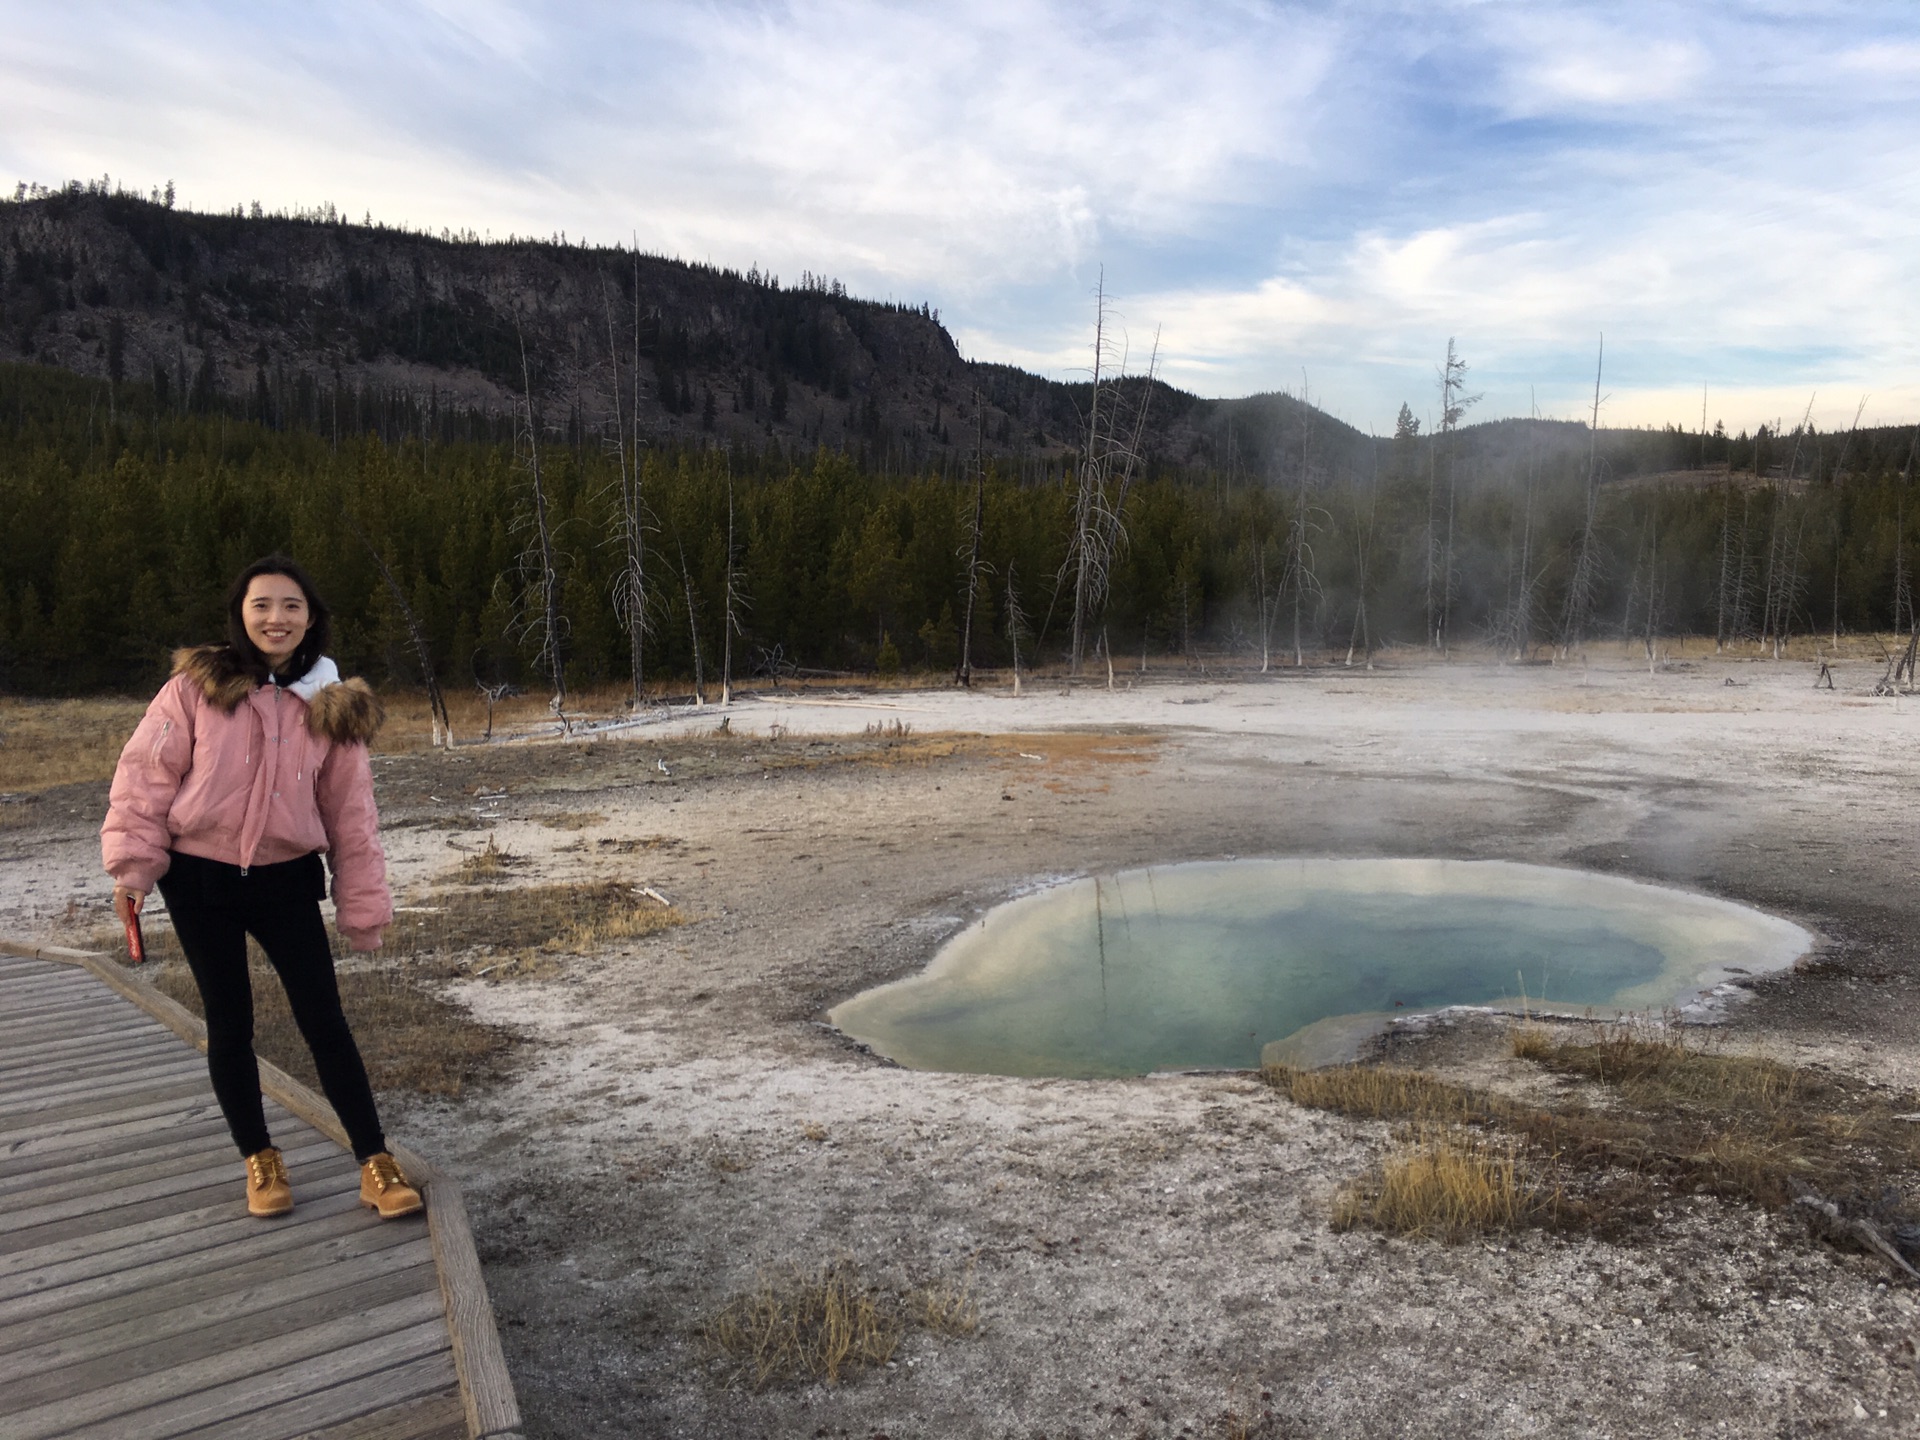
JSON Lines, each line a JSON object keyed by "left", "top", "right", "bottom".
{"left": 242, "top": 573, "right": 311, "bottom": 669}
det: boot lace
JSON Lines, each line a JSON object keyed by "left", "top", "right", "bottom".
{"left": 364, "top": 1153, "right": 408, "bottom": 1193}
{"left": 247, "top": 1150, "right": 287, "bottom": 1189}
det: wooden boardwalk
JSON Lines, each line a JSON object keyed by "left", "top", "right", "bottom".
{"left": 0, "top": 944, "right": 521, "bottom": 1440}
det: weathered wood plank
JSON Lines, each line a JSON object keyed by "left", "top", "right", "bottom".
{"left": 0, "top": 1091, "right": 231, "bottom": 1150}
{"left": 0, "top": 1134, "right": 351, "bottom": 1261}
{"left": 0, "top": 1112, "right": 231, "bottom": 1185}
{"left": 0, "top": 1195, "right": 417, "bottom": 1347}
{"left": 0, "top": 1006, "right": 162, "bottom": 1052}
{"left": 0, "top": 1077, "right": 211, "bottom": 1134}
{"left": 251, "top": 1354, "right": 467, "bottom": 1440}
{"left": 0, "top": 1026, "right": 183, "bottom": 1073}
{"left": 0, "top": 1098, "right": 230, "bottom": 1165}
{"left": 2, "top": 1293, "right": 450, "bottom": 1440}
{"left": 0, "top": 1124, "right": 246, "bottom": 1203}
{"left": 0, "top": 986, "right": 118, "bottom": 1018}
{"left": 0, "top": 1036, "right": 196, "bottom": 1082}
{"left": 0, "top": 1131, "right": 346, "bottom": 1254}
{"left": 0, "top": 962, "right": 96, "bottom": 986}
{"left": 420, "top": 1160, "right": 524, "bottom": 1439}
{"left": 4, "top": 990, "right": 149, "bottom": 1029}
{"left": 0, "top": 1172, "right": 365, "bottom": 1300}
{"left": 0, "top": 983, "right": 108, "bottom": 1013}
{"left": 0, "top": 1097, "right": 308, "bottom": 1236}
{"left": 293, "top": 1386, "right": 469, "bottom": 1440}
{"left": 0, "top": 1054, "right": 207, "bottom": 1114}
{"left": 0, "top": 1011, "right": 160, "bottom": 1047}
{"left": 5, "top": 1238, "right": 436, "bottom": 1403}
{"left": 0, "top": 1057, "right": 209, "bottom": 1115}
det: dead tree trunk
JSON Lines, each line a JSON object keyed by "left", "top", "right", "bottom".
{"left": 1559, "top": 336, "right": 1605, "bottom": 656}
{"left": 720, "top": 465, "right": 744, "bottom": 706}
{"left": 604, "top": 270, "right": 649, "bottom": 707}
{"left": 353, "top": 521, "right": 452, "bottom": 747}
{"left": 955, "top": 407, "right": 986, "bottom": 687}
{"left": 675, "top": 534, "right": 706, "bottom": 707}
{"left": 1290, "top": 378, "right": 1313, "bottom": 667}
{"left": 1005, "top": 563, "right": 1028, "bottom": 697}
{"left": 516, "top": 331, "right": 567, "bottom": 723}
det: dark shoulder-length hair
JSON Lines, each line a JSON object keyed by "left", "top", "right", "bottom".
{"left": 226, "top": 555, "right": 333, "bottom": 679}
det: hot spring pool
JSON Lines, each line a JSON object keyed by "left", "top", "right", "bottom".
{"left": 828, "top": 859, "right": 1813, "bottom": 1077}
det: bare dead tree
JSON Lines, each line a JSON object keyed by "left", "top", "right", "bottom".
{"left": 674, "top": 532, "right": 706, "bottom": 706}
{"left": 1825, "top": 398, "right": 1867, "bottom": 650}
{"left": 513, "top": 327, "right": 568, "bottom": 724}
{"left": 1559, "top": 336, "right": 1606, "bottom": 655}
{"left": 1760, "top": 396, "right": 1816, "bottom": 658}
{"left": 1508, "top": 389, "right": 1542, "bottom": 660}
{"left": 1892, "top": 423, "right": 1920, "bottom": 689}
{"left": 1064, "top": 276, "right": 1159, "bottom": 676}
{"left": 1714, "top": 480, "right": 1735, "bottom": 652}
{"left": 1643, "top": 513, "right": 1662, "bottom": 674}
{"left": 1287, "top": 374, "right": 1324, "bottom": 667}
{"left": 955, "top": 401, "right": 987, "bottom": 687}
{"left": 1345, "top": 446, "right": 1380, "bottom": 669}
{"left": 1004, "top": 562, "right": 1029, "bottom": 696}
{"left": 1434, "top": 340, "right": 1479, "bottom": 652}
{"left": 1250, "top": 523, "right": 1280, "bottom": 673}
{"left": 350, "top": 517, "right": 452, "bottom": 746}
{"left": 602, "top": 265, "right": 651, "bottom": 707}
{"left": 719, "top": 462, "right": 747, "bottom": 706}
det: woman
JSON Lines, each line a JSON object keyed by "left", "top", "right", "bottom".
{"left": 103, "top": 556, "right": 422, "bottom": 1220}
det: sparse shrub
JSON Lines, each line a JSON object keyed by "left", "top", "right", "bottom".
{"left": 447, "top": 833, "right": 521, "bottom": 883}
{"left": 1261, "top": 1063, "right": 1490, "bottom": 1123}
{"left": 913, "top": 1267, "right": 980, "bottom": 1337}
{"left": 702, "top": 1258, "right": 901, "bottom": 1389}
{"left": 144, "top": 946, "right": 513, "bottom": 1097}
{"left": 389, "top": 880, "right": 689, "bottom": 966}
{"left": 1333, "top": 1124, "right": 1542, "bottom": 1241}
{"left": 1509, "top": 1023, "right": 1554, "bottom": 1060}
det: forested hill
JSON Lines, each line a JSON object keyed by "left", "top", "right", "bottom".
{"left": 0, "top": 184, "right": 1359, "bottom": 477}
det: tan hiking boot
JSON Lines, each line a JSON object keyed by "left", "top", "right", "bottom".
{"left": 359, "top": 1152, "right": 424, "bottom": 1218}
{"left": 244, "top": 1146, "right": 293, "bottom": 1217}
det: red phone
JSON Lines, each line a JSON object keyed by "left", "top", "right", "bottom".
{"left": 123, "top": 911, "right": 145, "bottom": 964}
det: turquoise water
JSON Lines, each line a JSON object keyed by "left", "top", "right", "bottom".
{"left": 829, "top": 859, "right": 1813, "bottom": 1077}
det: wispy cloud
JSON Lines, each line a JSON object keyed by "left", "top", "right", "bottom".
{"left": 3, "top": 1, "right": 1917, "bottom": 432}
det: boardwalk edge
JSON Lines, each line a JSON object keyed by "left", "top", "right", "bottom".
{"left": 0, "top": 935, "right": 524, "bottom": 1440}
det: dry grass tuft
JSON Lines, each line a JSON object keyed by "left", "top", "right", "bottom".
{"left": 912, "top": 1269, "right": 981, "bottom": 1337}
{"left": 0, "top": 695, "right": 148, "bottom": 796}
{"left": 141, "top": 940, "right": 514, "bottom": 1097}
{"left": 1509, "top": 1023, "right": 1555, "bottom": 1060}
{"left": 593, "top": 835, "right": 684, "bottom": 854}
{"left": 1273, "top": 1025, "right": 1920, "bottom": 1258}
{"left": 536, "top": 810, "right": 608, "bottom": 831}
{"left": 1333, "top": 1125, "right": 1545, "bottom": 1242}
{"left": 702, "top": 1259, "right": 902, "bottom": 1390}
{"left": 863, "top": 718, "right": 913, "bottom": 738}
{"left": 442, "top": 834, "right": 523, "bottom": 884}
{"left": 389, "top": 880, "right": 688, "bottom": 972}
{"left": 1261, "top": 1063, "right": 1492, "bottom": 1124}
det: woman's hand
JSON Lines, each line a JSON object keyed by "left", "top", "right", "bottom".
{"left": 112, "top": 885, "right": 145, "bottom": 924}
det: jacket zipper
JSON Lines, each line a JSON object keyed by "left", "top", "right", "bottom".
{"left": 149, "top": 719, "right": 172, "bottom": 766}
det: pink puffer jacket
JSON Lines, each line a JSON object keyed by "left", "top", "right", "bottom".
{"left": 102, "top": 645, "right": 394, "bottom": 950}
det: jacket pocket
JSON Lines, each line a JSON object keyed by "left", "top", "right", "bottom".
{"left": 149, "top": 719, "right": 173, "bottom": 768}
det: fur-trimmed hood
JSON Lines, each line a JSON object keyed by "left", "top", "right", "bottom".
{"left": 171, "top": 644, "right": 385, "bottom": 743}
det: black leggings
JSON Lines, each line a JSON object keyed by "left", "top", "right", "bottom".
{"left": 156, "top": 851, "right": 387, "bottom": 1162}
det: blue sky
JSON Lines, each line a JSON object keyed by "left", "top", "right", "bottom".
{"left": 6, "top": 1, "right": 1918, "bottom": 434}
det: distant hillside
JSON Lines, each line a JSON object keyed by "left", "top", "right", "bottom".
{"left": 0, "top": 184, "right": 1367, "bottom": 478}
